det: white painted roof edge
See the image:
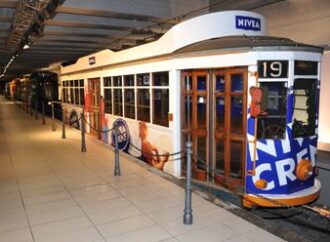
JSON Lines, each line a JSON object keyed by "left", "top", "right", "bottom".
{"left": 61, "top": 11, "right": 267, "bottom": 74}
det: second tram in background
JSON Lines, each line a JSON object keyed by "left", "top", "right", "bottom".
{"left": 60, "top": 11, "right": 323, "bottom": 208}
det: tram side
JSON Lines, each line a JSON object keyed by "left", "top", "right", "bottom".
{"left": 60, "top": 11, "right": 323, "bottom": 207}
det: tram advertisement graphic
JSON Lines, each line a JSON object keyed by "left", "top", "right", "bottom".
{"left": 246, "top": 88, "right": 318, "bottom": 195}
{"left": 111, "top": 118, "right": 130, "bottom": 152}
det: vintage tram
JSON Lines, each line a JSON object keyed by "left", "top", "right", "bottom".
{"left": 60, "top": 11, "right": 322, "bottom": 207}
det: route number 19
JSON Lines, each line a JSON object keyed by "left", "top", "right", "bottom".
{"left": 258, "top": 60, "right": 288, "bottom": 78}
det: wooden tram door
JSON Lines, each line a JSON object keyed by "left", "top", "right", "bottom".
{"left": 181, "top": 68, "right": 247, "bottom": 190}
{"left": 87, "top": 78, "right": 101, "bottom": 140}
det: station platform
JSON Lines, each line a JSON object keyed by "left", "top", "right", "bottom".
{"left": 0, "top": 96, "right": 285, "bottom": 242}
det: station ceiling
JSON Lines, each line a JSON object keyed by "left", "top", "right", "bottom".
{"left": 0, "top": 0, "right": 285, "bottom": 81}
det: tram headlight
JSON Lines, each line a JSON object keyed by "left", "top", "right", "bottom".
{"left": 296, "top": 160, "right": 313, "bottom": 181}
{"left": 255, "top": 179, "right": 268, "bottom": 189}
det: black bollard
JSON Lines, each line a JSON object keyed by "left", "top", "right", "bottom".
{"left": 81, "top": 111, "right": 86, "bottom": 152}
{"left": 51, "top": 103, "right": 55, "bottom": 131}
{"left": 35, "top": 99, "right": 38, "bottom": 120}
{"left": 183, "top": 81, "right": 193, "bottom": 225}
{"left": 62, "top": 106, "right": 66, "bottom": 139}
{"left": 183, "top": 140, "right": 193, "bottom": 224}
{"left": 114, "top": 123, "right": 121, "bottom": 176}
{"left": 42, "top": 101, "right": 45, "bottom": 125}
{"left": 30, "top": 101, "right": 33, "bottom": 116}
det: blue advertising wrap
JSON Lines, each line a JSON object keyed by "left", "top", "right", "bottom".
{"left": 245, "top": 86, "right": 318, "bottom": 195}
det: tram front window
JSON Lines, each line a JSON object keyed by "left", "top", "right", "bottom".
{"left": 292, "top": 79, "right": 316, "bottom": 137}
{"left": 257, "top": 82, "right": 287, "bottom": 139}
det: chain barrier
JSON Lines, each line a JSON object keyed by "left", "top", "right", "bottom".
{"left": 82, "top": 117, "right": 114, "bottom": 133}
{"left": 129, "top": 142, "right": 184, "bottom": 158}
{"left": 68, "top": 116, "right": 81, "bottom": 126}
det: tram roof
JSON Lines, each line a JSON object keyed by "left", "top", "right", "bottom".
{"left": 175, "top": 35, "right": 324, "bottom": 54}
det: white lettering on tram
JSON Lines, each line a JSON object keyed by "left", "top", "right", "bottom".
{"left": 275, "top": 158, "right": 296, "bottom": 186}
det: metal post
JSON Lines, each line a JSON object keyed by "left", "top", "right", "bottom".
{"left": 62, "top": 106, "right": 66, "bottom": 139}
{"left": 42, "top": 101, "right": 45, "bottom": 125}
{"left": 183, "top": 80, "right": 193, "bottom": 225}
{"left": 114, "top": 123, "right": 121, "bottom": 176}
{"left": 26, "top": 99, "right": 29, "bottom": 113}
{"left": 35, "top": 99, "right": 38, "bottom": 120}
{"left": 81, "top": 111, "right": 86, "bottom": 152}
{"left": 30, "top": 100, "right": 33, "bottom": 116}
{"left": 51, "top": 103, "right": 55, "bottom": 131}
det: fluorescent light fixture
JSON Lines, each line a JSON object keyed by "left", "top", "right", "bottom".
{"left": 23, "top": 44, "right": 30, "bottom": 49}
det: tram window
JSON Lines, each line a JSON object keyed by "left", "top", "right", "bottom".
{"left": 230, "top": 140, "right": 243, "bottom": 178}
{"left": 257, "top": 82, "right": 287, "bottom": 139}
{"left": 292, "top": 79, "right": 316, "bottom": 137}
{"left": 74, "top": 80, "right": 79, "bottom": 87}
{"left": 124, "top": 75, "right": 134, "bottom": 86}
{"left": 137, "top": 73, "right": 150, "bottom": 86}
{"left": 231, "top": 74, "right": 243, "bottom": 92}
{"left": 104, "top": 89, "right": 112, "bottom": 114}
{"left": 70, "top": 87, "right": 74, "bottom": 104}
{"left": 137, "top": 89, "right": 150, "bottom": 122}
{"left": 184, "top": 75, "right": 192, "bottom": 91}
{"left": 215, "top": 139, "right": 225, "bottom": 173}
{"left": 231, "top": 96, "right": 243, "bottom": 134}
{"left": 153, "top": 72, "right": 169, "bottom": 86}
{"left": 216, "top": 75, "right": 225, "bottom": 92}
{"left": 80, "top": 89, "right": 85, "bottom": 106}
{"left": 124, "top": 89, "right": 135, "bottom": 119}
{"left": 197, "top": 95, "right": 207, "bottom": 128}
{"left": 79, "top": 79, "right": 84, "bottom": 87}
{"left": 216, "top": 96, "right": 225, "bottom": 131}
{"left": 114, "top": 89, "right": 123, "bottom": 116}
{"left": 62, "top": 88, "right": 68, "bottom": 103}
{"left": 153, "top": 89, "right": 169, "bottom": 127}
{"left": 113, "top": 76, "right": 122, "bottom": 87}
{"left": 197, "top": 75, "right": 207, "bottom": 91}
{"left": 74, "top": 88, "right": 79, "bottom": 105}
{"left": 104, "top": 77, "right": 111, "bottom": 87}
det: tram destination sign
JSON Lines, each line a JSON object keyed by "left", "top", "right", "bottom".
{"left": 258, "top": 60, "right": 288, "bottom": 78}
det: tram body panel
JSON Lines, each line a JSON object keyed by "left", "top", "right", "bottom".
{"left": 60, "top": 11, "right": 323, "bottom": 207}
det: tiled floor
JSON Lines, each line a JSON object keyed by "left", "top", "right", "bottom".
{"left": 0, "top": 97, "right": 286, "bottom": 242}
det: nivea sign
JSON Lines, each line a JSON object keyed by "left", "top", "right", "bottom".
{"left": 235, "top": 15, "right": 261, "bottom": 31}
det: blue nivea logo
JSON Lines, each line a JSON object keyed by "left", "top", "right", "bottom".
{"left": 111, "top": 118, "right": 130, "bottom": 152}
{"left": 236, "top": 15, "right": 261, "bottom": 31}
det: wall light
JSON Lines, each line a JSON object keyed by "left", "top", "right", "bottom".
{"left": 23, "top": 44, "right": 30, "bottom": 50}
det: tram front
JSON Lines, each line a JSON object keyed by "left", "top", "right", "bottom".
{"left": 244, "top": 54, "right": 322, "bottom": 207}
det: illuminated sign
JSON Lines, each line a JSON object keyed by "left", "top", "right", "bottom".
{"left": 235, "top": 15, "right": 261, "bottom": 31}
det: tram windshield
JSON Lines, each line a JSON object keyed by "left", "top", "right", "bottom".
{"left": 257, "top": 82, "right": 287, "bottom": 139}
{"left": 292, "top": 79, "right": 317, "bottom": 137}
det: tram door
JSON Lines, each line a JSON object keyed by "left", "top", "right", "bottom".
{"left": 87, "top": 78, "right": 101, "bottom": 140}
{"left": 182, "top": 68, "right": 247, "bottom": 190}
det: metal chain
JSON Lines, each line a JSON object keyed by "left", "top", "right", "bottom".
{"left": 82, "top": 117, "right": 114, "bottom": 133}
{"left": 129, "top": 142, "right": 184, "bottom": 157}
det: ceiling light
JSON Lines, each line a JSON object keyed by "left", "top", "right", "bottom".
{"left": 23, "top": 44, "right": 30, "bottom": 50}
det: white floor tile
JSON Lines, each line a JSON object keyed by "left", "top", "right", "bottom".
{"left": 97, "top": 214, "right": 155, "bottom": 238}
{"left": 0, "top": 227, "right": 33, "bottom": 242}
{"left": 106, "top": 225, "right": 172, "bottom": 242}
{"left": 31, "top": 216, "right": 93, "bottom": 241}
